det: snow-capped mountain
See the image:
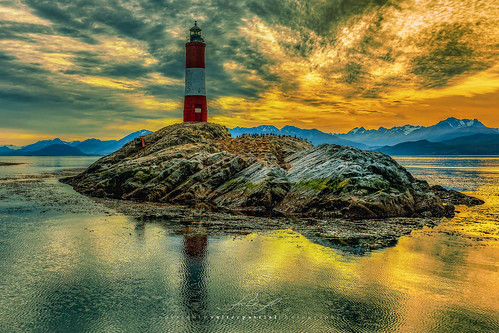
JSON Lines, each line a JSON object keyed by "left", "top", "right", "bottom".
{"left": 3, "top": 145, "right": 20, "bottom": 150}
{"left": 229, "top": 125, "right": 281, "bottom": 137}
{"left": 345, "top": 125, "right": 422, "bottom": 137}
{"left": 337, "top": 117, "right": 498, "bottom": 146}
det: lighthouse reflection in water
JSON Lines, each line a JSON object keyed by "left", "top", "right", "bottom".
{"left": 181, "top": 229, "right": 209, "bottom": 328}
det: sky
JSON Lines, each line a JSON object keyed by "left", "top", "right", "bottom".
{"left": 1, "top": 0, "right": 498, "bottom": 145}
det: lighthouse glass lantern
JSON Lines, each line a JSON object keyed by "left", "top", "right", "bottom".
{"left": 189, "top": 21, "right": 204, "bottom": 42}
{"left": 183, "top": 21, "right": 207, "bottom": 122}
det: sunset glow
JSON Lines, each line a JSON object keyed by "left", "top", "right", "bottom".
{"left": 0, "top": 0, "right": 498, "bottom": 145}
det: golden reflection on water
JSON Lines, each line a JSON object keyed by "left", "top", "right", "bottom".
{"left": 207, "top": 225, "right": 498, "bottom": 331}
{"left": 215, "top": 230, "right": 356, "bottom": 287}
{"left": 203, "top": 155, "right": 499, "bottom": 330}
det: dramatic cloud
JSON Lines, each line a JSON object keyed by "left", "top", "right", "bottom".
{"left": 0, "top": 0, "right": 498, "bottom": 144}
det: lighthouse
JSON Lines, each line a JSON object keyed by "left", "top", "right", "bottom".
{"left": 183, "top": 21, "right": 207, "bottom": 122}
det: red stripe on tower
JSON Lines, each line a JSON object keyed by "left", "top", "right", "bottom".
{"left": 184, "top": 21, "right": 207, "bottom": 122}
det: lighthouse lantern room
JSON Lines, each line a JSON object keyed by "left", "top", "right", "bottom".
{"left": 183, "top": 21, "right": 207, "bottom": 122}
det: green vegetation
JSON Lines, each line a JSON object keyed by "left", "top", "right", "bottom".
{"left": 244, "top": 182, "right": 260, "bottom": 191}
{"left": 221, "top": 177, "right": 245, "bottom": 190}
{"left": 133, "top": 170, "right": 153, "bottom": 183}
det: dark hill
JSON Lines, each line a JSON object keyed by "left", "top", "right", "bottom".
{"left": 377, "top": 140, "right": 450, "bottom": 155}
{"left": 27, "top": 144, "right": 89, "bottom": 156}
{"left": 0, "top": 146, "right": 13, "bottom": 154}
{"left": 377, "top": 134, "right": 499, "bottom": 155}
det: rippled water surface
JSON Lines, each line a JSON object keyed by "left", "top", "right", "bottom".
{"left": 0, "top": 156, "right": 498, "bottom": 332}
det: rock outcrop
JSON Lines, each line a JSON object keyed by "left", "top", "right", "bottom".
{"left": 62, "top": 122, "right": 482, "bottom": 219}
{"left": 430, "top": 185, "right": 484, "bottom": 206}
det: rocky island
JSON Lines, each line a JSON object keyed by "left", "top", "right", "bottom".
{"left": 62, "top": 122, "right": 484, "bottom": 251}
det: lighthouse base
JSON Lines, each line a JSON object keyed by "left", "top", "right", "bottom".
{"left": 183, "top": 95, "right": 207, "bottom": 122}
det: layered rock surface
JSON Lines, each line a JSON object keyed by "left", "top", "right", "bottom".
{"left": 63, "top": 122, "right": 482, "bottom": 219}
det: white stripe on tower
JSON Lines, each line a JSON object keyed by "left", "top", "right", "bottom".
{"left": 185, "top": 68, "right": 205, "bottom": 96}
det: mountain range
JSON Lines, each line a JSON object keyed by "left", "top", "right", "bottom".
{"left": 0, "top": 130, "right": 151, "bottom": 156}
{"left": 1, "top": 118, "right": 498, "bottom": 157}
{"left": 336, "top": 117, "right": 498, "bottom": 146}
{"left": 229, "top": 117, "right": 499, "bottom": 155}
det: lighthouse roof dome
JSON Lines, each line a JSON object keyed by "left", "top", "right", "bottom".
{"left": 190, "top": 21, "right": 202, "bottom": 32}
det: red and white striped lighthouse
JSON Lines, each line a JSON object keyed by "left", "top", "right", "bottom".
{"left": 183, "top": 21, "right": 207, "bottom": 122}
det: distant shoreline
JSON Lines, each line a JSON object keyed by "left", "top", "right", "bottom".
{"left": 0, "top": 162, "right": 25, "bottom": 166}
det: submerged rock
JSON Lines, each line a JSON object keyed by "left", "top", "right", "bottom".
{"left": 62, "top": 122, "right": 481, "bottom": 219}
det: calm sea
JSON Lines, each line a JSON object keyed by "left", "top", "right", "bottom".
{"left": 0, "top": 156, "right": 498, "bottom": 332}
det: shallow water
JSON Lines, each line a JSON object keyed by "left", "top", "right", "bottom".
{"left": 0, "top": 156, "right": 498, "bottom": 332}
